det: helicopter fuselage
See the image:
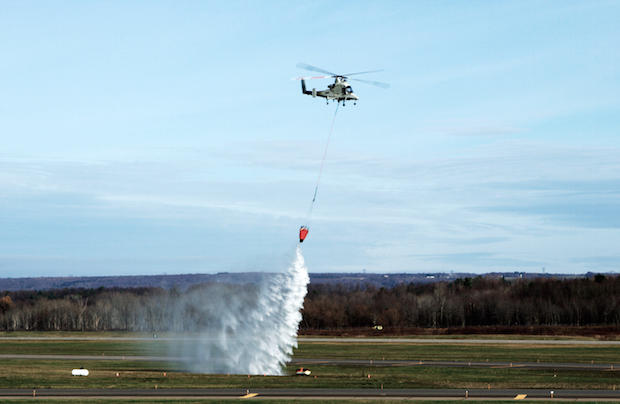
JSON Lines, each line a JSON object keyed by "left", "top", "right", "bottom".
{"left": 301, "top": 77, "right": 359, "bottom": 103}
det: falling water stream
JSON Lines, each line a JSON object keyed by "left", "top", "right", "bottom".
{"left": 170, "top": 246, "right": 309, "bottom": 375}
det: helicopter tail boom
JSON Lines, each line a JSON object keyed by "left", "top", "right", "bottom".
{"left": 302, "top": 80, "right": 319, "bottom": 98}
{"left": 301, "top": 80, "right": 312, "bottom": 95}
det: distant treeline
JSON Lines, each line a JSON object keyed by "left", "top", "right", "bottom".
{"left": 0, "top": 275, "right": 618, "bottom": 331}
{"left": 301, "top": 274, "right": 620, "bottom": 329}
{"left": 0, "top": 284, "right": 259, "bottom": 332}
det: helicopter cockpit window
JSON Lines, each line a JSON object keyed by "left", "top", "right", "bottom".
{"left": 346, "top": 86, "right": 354, "bottom": 93}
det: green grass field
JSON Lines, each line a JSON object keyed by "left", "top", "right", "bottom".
{"left": 0, "top": 359, "right": 618, "bottom": 390}
{"left": 1, "top": 335, "right": 619, "bottom": 364}
{"left": 294, "top": 341, "right": 620, "bottom": 364}
{"left": 0, "top": 332, "right": 619, "bottom": 391}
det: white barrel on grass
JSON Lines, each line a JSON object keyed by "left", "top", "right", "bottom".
{"left": 72, "top": 368, "right": 89, "bottom": 376}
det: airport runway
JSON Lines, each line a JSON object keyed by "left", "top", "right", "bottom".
{"left": 1, "top": 388, "right": 620, "bottom": 400}
{"left": 2, "top": 337, "right": 618, "bottom": 400}
{"left": 1, "top": 354, "right": 618, "bottom": 371}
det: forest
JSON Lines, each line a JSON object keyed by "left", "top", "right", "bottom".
{"left": 0, "top": 274, "right": 619, "bottom": 332}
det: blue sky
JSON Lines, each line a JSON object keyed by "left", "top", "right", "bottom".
{"left": 1, "top": 1, "right": 619, "bottom": 277}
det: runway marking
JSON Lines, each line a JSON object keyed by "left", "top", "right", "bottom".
{"left": 514, "top": 394, "right": 527, "bottom": 400}
{"left": 391, "top": 362, "right": 421, "bottom": 367}
{"left": 491, "top": 365, "right": 525, "bottom": 369}
{"left": 241, "top": 393, "right": 258, "bottom": 398}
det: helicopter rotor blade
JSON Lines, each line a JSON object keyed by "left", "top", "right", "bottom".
{"left": 349, "top": 77, "right": 390, "bottom": 89}
{"left": 342, "top": 69, "right": 385, "bottom": 77}
{"left": 290, "top": 75, "right": 331, "bottom": 81}
{"left": 296, "top": 63, "right": 337, "bottom": 77}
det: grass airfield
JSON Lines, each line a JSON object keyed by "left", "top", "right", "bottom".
{"left": 0, "top": 332, "right": 619, "bottom": 402}
{"left": 1, "top": 360, "right": 618, "bottom": 390}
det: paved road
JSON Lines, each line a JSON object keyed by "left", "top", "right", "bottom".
{"left": 1, "top": 354, "right": 618, "bottom": 371}
{"left": 2, "top": 388, "right": 620, "bottom": 400}
{"left": 0, "top": 354, "right": 177, "bottom": 362}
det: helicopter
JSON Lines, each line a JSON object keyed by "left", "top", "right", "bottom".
{"left": 293, "top": 63, "right": 389, "bottom": 105}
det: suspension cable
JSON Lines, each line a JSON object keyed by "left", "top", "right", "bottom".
{"left": 303, "top": 103, "right": 340, "bottom": 228}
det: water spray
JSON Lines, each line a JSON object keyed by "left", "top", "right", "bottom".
{"left": 170, "top": 246, "right": 309, "bottom": 375}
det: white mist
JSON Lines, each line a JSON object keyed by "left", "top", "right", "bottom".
{"left": 173, "top": 246, "right": 309, "bottom": 375}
